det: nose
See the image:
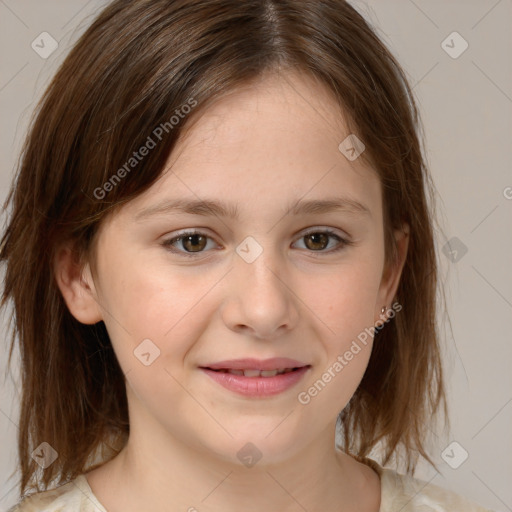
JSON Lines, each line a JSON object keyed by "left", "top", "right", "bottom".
{"left": 220, "top": 242, "right": 300, "bottom": 339}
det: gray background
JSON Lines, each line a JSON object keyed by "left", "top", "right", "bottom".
{"left": 1, "top": 0, "right": 511, "bottom": 510}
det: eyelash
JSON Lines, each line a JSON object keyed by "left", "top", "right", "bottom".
{"left": 161, "top": 228, "right": 353, "bottom": 258}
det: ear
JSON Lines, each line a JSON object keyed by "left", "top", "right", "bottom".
{"left": 53, "top": 244, "right": 103, "bottom": 325}
{"left": 375, "top": 223, "right": 410, "bottom": 323}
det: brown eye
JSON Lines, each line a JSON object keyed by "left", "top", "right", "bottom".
{"left": 181, "top": 234, "right": 207, "bottom": 252}
{"left": 163, "top": 228, "right": 351, "bottom": 259}
{"left": 303, "top": 232, "right": 330, "bottom": 251}
{"left": 163, "top": 231, "right": 217, "bottom": 257}
{"left": 294, "top": 229, "right": 349, "bottom": 254}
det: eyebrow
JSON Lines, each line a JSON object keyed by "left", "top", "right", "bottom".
{"left": 134, "top": 196, "right": 371, "bottom": 221}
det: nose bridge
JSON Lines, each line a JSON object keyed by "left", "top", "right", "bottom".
{"left": 235, "top": 233, "right": 284, "bottom": 294}
{"left": 222, "top": 233, "right": 298, "bottom": 336}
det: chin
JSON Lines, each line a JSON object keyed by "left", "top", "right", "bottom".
{"left": 201, "top": 430, "right": 307, "bottom": 469}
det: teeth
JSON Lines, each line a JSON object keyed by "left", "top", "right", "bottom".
{"left": 226, "top": 369, "right": 244, "bottom": 376}
{"left": 216, "top": 368, "right": 297, "bottom": 377}
{"left": 243, "top": 369, "right": 263, "bottom": 377}
{"left": 260, "top": 370, "right": 279, "bottom": 377}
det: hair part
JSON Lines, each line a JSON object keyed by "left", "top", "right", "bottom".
{"left": 1, "top": 0, "right": 448, "bottom": 494}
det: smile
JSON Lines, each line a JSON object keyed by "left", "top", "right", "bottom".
{"left": 200, "top": 366, "right": 311, "bottom": 397}
{"left": 211, "top": 368, "right": 299, "bottom": 377}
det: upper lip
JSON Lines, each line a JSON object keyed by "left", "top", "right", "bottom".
{"left": 200, "top": 358, "right": 310, "bottom": 371}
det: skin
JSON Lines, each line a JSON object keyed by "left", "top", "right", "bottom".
{"left": 55, "top": 69, "right": 409, "bottom": 512}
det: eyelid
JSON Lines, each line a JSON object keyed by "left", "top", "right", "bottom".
{"left": 162, "top": 226, "right": 352, "bottom": 257}
{"left": 300, "top": 226, "right": 349, "bottom": 239}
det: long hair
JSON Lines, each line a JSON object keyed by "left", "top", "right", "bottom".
{"left": 0, "top": 0, "right": 448, "bottom": 494}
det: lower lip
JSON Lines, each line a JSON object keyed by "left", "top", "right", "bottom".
{"left": 200, "top": 367, "right": 310, "bottom": 397}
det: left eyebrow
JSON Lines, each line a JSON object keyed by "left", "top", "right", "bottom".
{"left": 134, "top": 196, "right": 372, "bottom": 221}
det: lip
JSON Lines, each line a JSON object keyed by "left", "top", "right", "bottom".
{"left": 200, "top": 366, "right": 311, "bottom": 397}
{"left": 200, "top": 357, "right": 308, "bottom": 371}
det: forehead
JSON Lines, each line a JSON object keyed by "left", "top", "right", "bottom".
{"left": 175, "top": 69, "right": 349, "bottom": 157}
{"left": 122, "top": 70, "right": 382, "bottom": 222}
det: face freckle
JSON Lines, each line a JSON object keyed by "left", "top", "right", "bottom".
{"left": 87, "top": 69, "right": 394, "bottom": 466}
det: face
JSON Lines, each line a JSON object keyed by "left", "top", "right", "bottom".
{"left": 59, "top": 70, "right": 407, "bottom": 467}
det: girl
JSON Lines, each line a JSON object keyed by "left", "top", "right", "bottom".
{"left": 0, "top": 0, "right": 493, "bottom": 511}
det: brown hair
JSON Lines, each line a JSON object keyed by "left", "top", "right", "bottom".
{"left": 1, "top": 0, "right": 448, "bottom": 495}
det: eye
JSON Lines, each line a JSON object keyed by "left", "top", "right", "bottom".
{"left": 293, "top": 228, "right": 351, "bottom": 254}
{"left": 162, "top": 230, "right": 218, "bottom": 257}
{"left": 162, "top": 228, "right": 352, "bottom": 258}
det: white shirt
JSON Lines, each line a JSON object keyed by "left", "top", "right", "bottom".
{"left": 8, "top": 457, "right": 494, "bottom": 512}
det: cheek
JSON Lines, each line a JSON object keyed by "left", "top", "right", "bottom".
{"left": 97, "top": 260, "right": 211, "bottom": 419}
{"left": 97, "top": 252, "right": 216, "bottom": 374}
{"left": 302, "top": 257, "right": 382, "bottom": 401}
{"left": 312, "top": 259, "right": 383, "bottom": 338}
{"left": 297, "top": 266, "right": 380, "bottom": 414}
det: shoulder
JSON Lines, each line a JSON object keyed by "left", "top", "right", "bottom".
{"left": 362, "top": 458, "right": 495, "bottom": 512}
{"left": 6, "top": 475, "right": 107, "bottom": 512}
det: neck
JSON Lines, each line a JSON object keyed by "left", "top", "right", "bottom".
{"left": 86, "top": 393, "right": 380, "bottom": 512}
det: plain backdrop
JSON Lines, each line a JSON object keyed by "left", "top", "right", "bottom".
{"left": 1, "top": 1, "right": 511, "bottom": 511}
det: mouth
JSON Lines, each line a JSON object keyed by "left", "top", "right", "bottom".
{"left": 198, "top": 359, "right": 312, "bottom": 397}
{"left": 203, "top": 367, "right": 307, "bottom": 377}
